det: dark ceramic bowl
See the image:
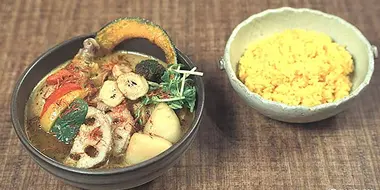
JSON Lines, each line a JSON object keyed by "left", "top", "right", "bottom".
{"left": 11, "top": 34, "right": 205, "bottom": 189}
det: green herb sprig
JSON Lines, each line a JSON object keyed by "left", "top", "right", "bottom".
{"left": 135, "top": 64, "right": 203, "bottom": 125}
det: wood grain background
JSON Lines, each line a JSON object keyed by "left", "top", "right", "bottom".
{"left": 1, "top": 0, "right": 379, "bottom": 189}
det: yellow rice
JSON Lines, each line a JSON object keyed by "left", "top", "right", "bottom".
{"left": 238, "top": 29, "right": 354, "bottom": 107}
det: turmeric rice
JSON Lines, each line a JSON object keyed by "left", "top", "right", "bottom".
{"left": 238, "top": 29, "right": 354, "bottom": 107}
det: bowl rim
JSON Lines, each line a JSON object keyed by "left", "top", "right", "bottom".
{"left": 11, "top": 34, "right": 205, "bottom": 175}
{"left": 224, "top": 7, "right": 375, "bottom": 111}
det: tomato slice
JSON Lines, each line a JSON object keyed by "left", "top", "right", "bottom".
{"left": 41, "top": 83, "right": 82, "bottom": 117}
{"left": 46, "top": 69, "right": 73, "bottom": 85}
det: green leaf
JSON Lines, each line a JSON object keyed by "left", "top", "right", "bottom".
{"left": 141, "top": 95, "right": 152, "bottom": 105}
{"left": 148, "top": 85, "right": 159, "bottom": 91}
{"left": 50, "top": 98, "right": 88, "bottom": 144}
{"left": 183, "top": 85, "right": 196, "bottom": 112}
{"left": 168, "top": 100, "right": 183, "bottom": 109}
{"left": 161, "top": 71, "right": 170, "bottom": 83}
{"left": 51, "top": 123, "right": 80, "bottom": 144}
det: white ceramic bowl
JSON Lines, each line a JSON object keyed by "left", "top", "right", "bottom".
{"left": 221, "top": 7, "right": 377, "bottom": 123}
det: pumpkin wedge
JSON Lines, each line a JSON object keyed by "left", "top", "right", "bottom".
{"left": 95, "top": 17, "right": 177, "bottom": 65}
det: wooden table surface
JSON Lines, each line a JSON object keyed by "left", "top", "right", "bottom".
{"left": 1, "top": 0, "right": 379, "bottom": 189}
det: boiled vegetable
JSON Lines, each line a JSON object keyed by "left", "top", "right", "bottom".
{"left": 40, "top": 89, "right": 87, "bottom": 132}
{"left": 117, "top": 72, "right": 149, "bottom": 100}
{"left": 41, "top": 83, "right": 82, "bottom": 116}
{"left": 95, "top": 17, "right": 177, "bottom": 65}
{"left": 135, "top": 59, "right": 166, "bottom": 83}
{"left": 50, "top": 99, "right": 88, "bottom": 144}
{"left": 125, "top": 133, "right": 172, "bottom": 165}
{"left": 98, "top": 80, "right": 125, "bottom": 107}
{"left": 144, "top": 103, "right": 181, "bottom": 143}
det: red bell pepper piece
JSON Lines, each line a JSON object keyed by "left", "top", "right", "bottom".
{"left": 41, "top": 83, "right": 82, "bottom": 117}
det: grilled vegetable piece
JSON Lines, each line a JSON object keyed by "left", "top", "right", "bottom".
{"left": 135, "top": 59, "right": 166, "bottom": 83}
{"left": 112, "top": 64, "right": 132, "bottom": 78}
{"left": 41, "top": 83, "right": 82, "bottom": 116}
{"left": 144, "top": 103, "right": 181, "bottom": 143}
{"left": 98, "top": 80, "right": 125, "bottom": 107}
{"left": 125, "top": 133, "right": 172, "bottom": 165}
{"left": 95, "top": 17, "right": 177, "bottom": 65}
{"left": 64, "top": 107, "right": 113, "bottom": 169}
{"left": 107, "top": 104, "right": 135, "bottom": 157}
{"left": 117, "top": 72, "right": 149, "bottom": 100}
{"left": 40, "top": 89, "right": 87, "bottom": 132}
{"left": 50, "top": 99, "right": 88, "bottom": 144}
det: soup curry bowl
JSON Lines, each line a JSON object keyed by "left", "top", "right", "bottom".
{"left": 11, "top": 19, "right": 204, "bottom": 189}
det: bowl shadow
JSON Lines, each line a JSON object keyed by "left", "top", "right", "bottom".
{"left": 203, "top": 78, "right": 239, "bottom": 142}
{"left": 280, "top": 114, "right": 340, "bottom": 131}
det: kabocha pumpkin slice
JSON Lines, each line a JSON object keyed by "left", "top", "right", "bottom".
{"left": 95, "top": 17, "right": 177, "bottom": 65}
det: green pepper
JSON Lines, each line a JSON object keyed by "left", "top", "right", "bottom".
{"left": 50, "top": 98, "right": 88, "bottom": 144}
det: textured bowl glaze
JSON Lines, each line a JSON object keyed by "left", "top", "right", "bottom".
{"left": 222, "top": 7, "right": 376, "bottom": 123}
{"left": 11, "top": 34, "right": 205, "bottom": 189}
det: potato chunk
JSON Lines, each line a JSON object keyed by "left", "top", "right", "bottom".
{"left": 144, "top": 103, "right": 182, "bottom": 143}
{"left": 125, "top": 133, "right": 172, "bottom": 165}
